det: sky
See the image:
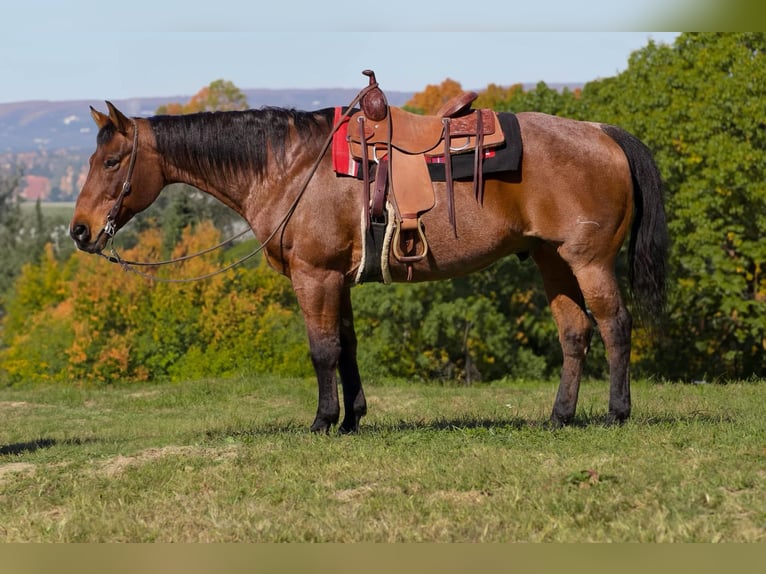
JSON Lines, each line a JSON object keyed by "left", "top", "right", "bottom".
{"left": 0, "top": 2, "right": 690, "bottom": 104}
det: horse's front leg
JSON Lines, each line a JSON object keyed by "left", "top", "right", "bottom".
{"left": 338, "top": 286, "right": 366, "bottom": 433}
{"left": 293, "top": 270, "right": 344, "bottom": 433}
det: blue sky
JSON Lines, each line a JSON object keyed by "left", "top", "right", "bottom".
{"left": 1, "top": 2, "right": 686, "bottom": 103}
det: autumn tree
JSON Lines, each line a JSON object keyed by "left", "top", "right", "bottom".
{"left": 156, "top": 79, "right": 249, "bottom": 114}
{"left": 474, "top": 83, "right": 524, "bottom": 111}
{"left": 404, "top": 78, "right": 466, "bottom": 115}
{"left": 0, "top": 223, "right": 310, "bottom": 384}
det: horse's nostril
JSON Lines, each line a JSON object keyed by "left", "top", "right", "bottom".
{"left": 71, "top": 223, "right": 90, "bottom": 244}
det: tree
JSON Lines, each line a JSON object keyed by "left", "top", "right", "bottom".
{"left": 582, "top": 33, "right": 766, "bottom": 379}
{"left": 0, "top": 168, "right": 26, "bottom": 310}
{"left": 405, "top": 78, "right": 466, "bottom": 115}
{"left": 0, "top": 223, "right": 310, "bottom": 384}
{"left": 156, "top": 79, "right": 249, "bottom": 115}
{"left": 474, "top": 83, "right": 524, "bottom": 111}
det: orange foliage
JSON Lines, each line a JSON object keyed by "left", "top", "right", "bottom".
{"left": 155, "top": 80, "right": 248, "bottom": 115}
{"left": 405, "top": 78, "right": 465, "bottom": 115}
{"left": 0, "top": 222, "right": 311, "bottom": 385}
{"left": 474, "top": 83, "right": 524, "bottom": 110}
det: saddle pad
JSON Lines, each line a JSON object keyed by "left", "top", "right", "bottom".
{"left": 331, "top": 109, "right": 522, "bottom": 181}
{"left": 426, "top": 112, "right": 522, "bottom": 180}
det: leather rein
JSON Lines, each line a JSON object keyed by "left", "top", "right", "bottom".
{"left": 100, "top": 84, "right": 379, "bottom": 283}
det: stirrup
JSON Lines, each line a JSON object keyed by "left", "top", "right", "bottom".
{"left": 392, "top": 219, "right": 429, "bottom": 264}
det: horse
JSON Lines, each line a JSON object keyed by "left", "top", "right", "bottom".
{"left": 69, "top": 82, "right": 668, "bottom": 434}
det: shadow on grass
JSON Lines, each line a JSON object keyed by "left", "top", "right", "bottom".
{"left": 204, "top": 409, "right": 736, "bottom": 438}
{"left": 206, "top": 416, "right": 541, "bottom": 439}
{"left": 365, "top": 416, "right": 531, "bottom": 433}
{"left": 0, "top": 437, "right": 96, "bottom": 457}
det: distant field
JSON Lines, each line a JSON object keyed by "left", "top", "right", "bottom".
{"left": 20, "top": 201, "right": 75, "bottom": 220}
{"left": 1, "top": 376, "right": 764, "bottom": 542}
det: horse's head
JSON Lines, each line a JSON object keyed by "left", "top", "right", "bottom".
{"left": 70, "top": 102, "right": 165, "bottom": 253}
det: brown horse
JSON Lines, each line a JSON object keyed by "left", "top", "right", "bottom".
{"left": 70, "top": 89, "right": 668, "bottom": 433}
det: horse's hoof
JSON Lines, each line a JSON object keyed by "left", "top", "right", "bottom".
{"left": 548, "top": 411, "right": 574, "bottom": 429}
{"left": 544, "top": 418, "right": 565, "bottom": 431}
{"left": 338, "top": 417, "right": 361, "bottom": 435}
{"left": 605, "top": 412, "right": 629, "bottom": 426}
{"left": 309, "top": 419, "right": 333, "bottom": 434}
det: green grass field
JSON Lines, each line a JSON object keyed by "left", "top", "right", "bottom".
{"left": 20, "top": 201, "right": 75, "bottom": 218}
{"left": 1, "top": 377, "right": 764, "bottom": 542}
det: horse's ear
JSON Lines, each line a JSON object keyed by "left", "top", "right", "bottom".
{"left": 90, "top": 106, "right": 111, "bottom": 130}
{"left": 105, "top": 101, "right": 132, "bottom": 135}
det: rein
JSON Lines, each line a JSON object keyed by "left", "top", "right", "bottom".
{"left": 100, "top": 82, "right": 380, "bottom": 283}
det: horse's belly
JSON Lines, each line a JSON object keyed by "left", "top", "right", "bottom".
{"left": 386, "top": 197, "right": 532, "bottom": 282}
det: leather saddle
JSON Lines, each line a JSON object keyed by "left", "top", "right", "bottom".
{"left": 347, "top": 70, "right": 505, "bottom": 273}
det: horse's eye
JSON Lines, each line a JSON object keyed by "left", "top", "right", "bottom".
{"left": 104, "top": 157, "right": 121, "bottom": 169}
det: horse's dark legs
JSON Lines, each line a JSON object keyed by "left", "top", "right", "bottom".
{"left": 293, "top": 271, "right": 343, "bottom": 433}
{"left": 293, "top": 274, "right": 367, "bottom": 433}
{"left": 534, "top": 245, "right": 593, "bottom": 426}
{"left": 574, "top": 265, "right": 633, "bottom": 424}
{"left": 338, "top": 286, "right": 367, "bottom": 433}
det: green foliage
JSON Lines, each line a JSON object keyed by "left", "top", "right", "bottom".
{"left": 353, "top": 257, "right": 562, "bottom": 384}
{"left": 1, "top": 244, "right": 75, "bottom": 382}
{"left": 0, "top": 223, "right": 311, "bottom": 385}
{"left": 0, "top": 168, "right": 27, "bottom": 303}
{"left": 581, "top": 33, "right": 766, "bottom": 379}
{"left": 477, "top": 81, "right": 585, "bottom": 118}
{"left": 1, "top": 170, "right": 74, "bottom": 319}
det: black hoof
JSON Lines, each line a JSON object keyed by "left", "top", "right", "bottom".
{"left": 338, "top": 416, "right": 361, "bottom": 435}
{"left": 548, "top": 410, "right": 574, "bottom": 429}
{"left": 310, "top": 418, "right": 334, "bottom": 434}
{"left": 605, "top": 412, "right": 629, "bottom": 426}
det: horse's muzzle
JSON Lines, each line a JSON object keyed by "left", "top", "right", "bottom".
{"left": 70, "top": 222, "right": 105, "bottom": 254}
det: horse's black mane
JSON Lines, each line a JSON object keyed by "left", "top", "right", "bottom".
{"left": 146, "top": 107, "right": 333, "bottom": 183}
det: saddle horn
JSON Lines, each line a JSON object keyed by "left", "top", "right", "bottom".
{"left": 360, "top": 70, "right": 388, "bottom": 122}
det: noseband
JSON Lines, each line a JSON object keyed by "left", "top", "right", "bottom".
{"left": 104, "top": 118, "right": 139, "bottom": 238}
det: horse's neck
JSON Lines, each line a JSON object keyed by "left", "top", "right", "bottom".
{"left": 150, "top": 109, "right": 332, "bottom": 235}
{"left": 160, "top": 135, "right": 324, "bottom": 230}
{"left": 162, "top": 164, "right": 250, "bottom": 216}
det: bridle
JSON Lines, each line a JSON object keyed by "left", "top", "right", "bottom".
{"left": 104, "top": 118, "right": 139, "bottom": 239}
{"left": 99, "top": 80, "right": 381, "bottom": 283}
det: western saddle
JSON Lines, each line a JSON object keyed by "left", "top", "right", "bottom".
{"left": 347, "top": 70, "right": 505, "bottom": 278}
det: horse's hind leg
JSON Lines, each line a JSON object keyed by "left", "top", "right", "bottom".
{"left": 533, "top": 244, "right": 594, "bottom": 426}
{"left": 573, "top": 264, "right": 633, "bottom": 424}
{"left": 338, "top": 286, "right": 367, "bottom": 433}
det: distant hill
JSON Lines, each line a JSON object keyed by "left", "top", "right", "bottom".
{"left": 0, "top": 88, "right": 415, "bottom": 154}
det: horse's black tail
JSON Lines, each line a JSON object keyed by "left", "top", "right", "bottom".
{"left": 601, "top": 125, "right": 669, "bottom": 325}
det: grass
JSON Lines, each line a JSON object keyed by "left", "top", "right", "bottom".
{"left": 20, "top": 201, "right": 75, "bottom": 219}
{"left": 1, "top": 376, "right": 765, "bottom": 542}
